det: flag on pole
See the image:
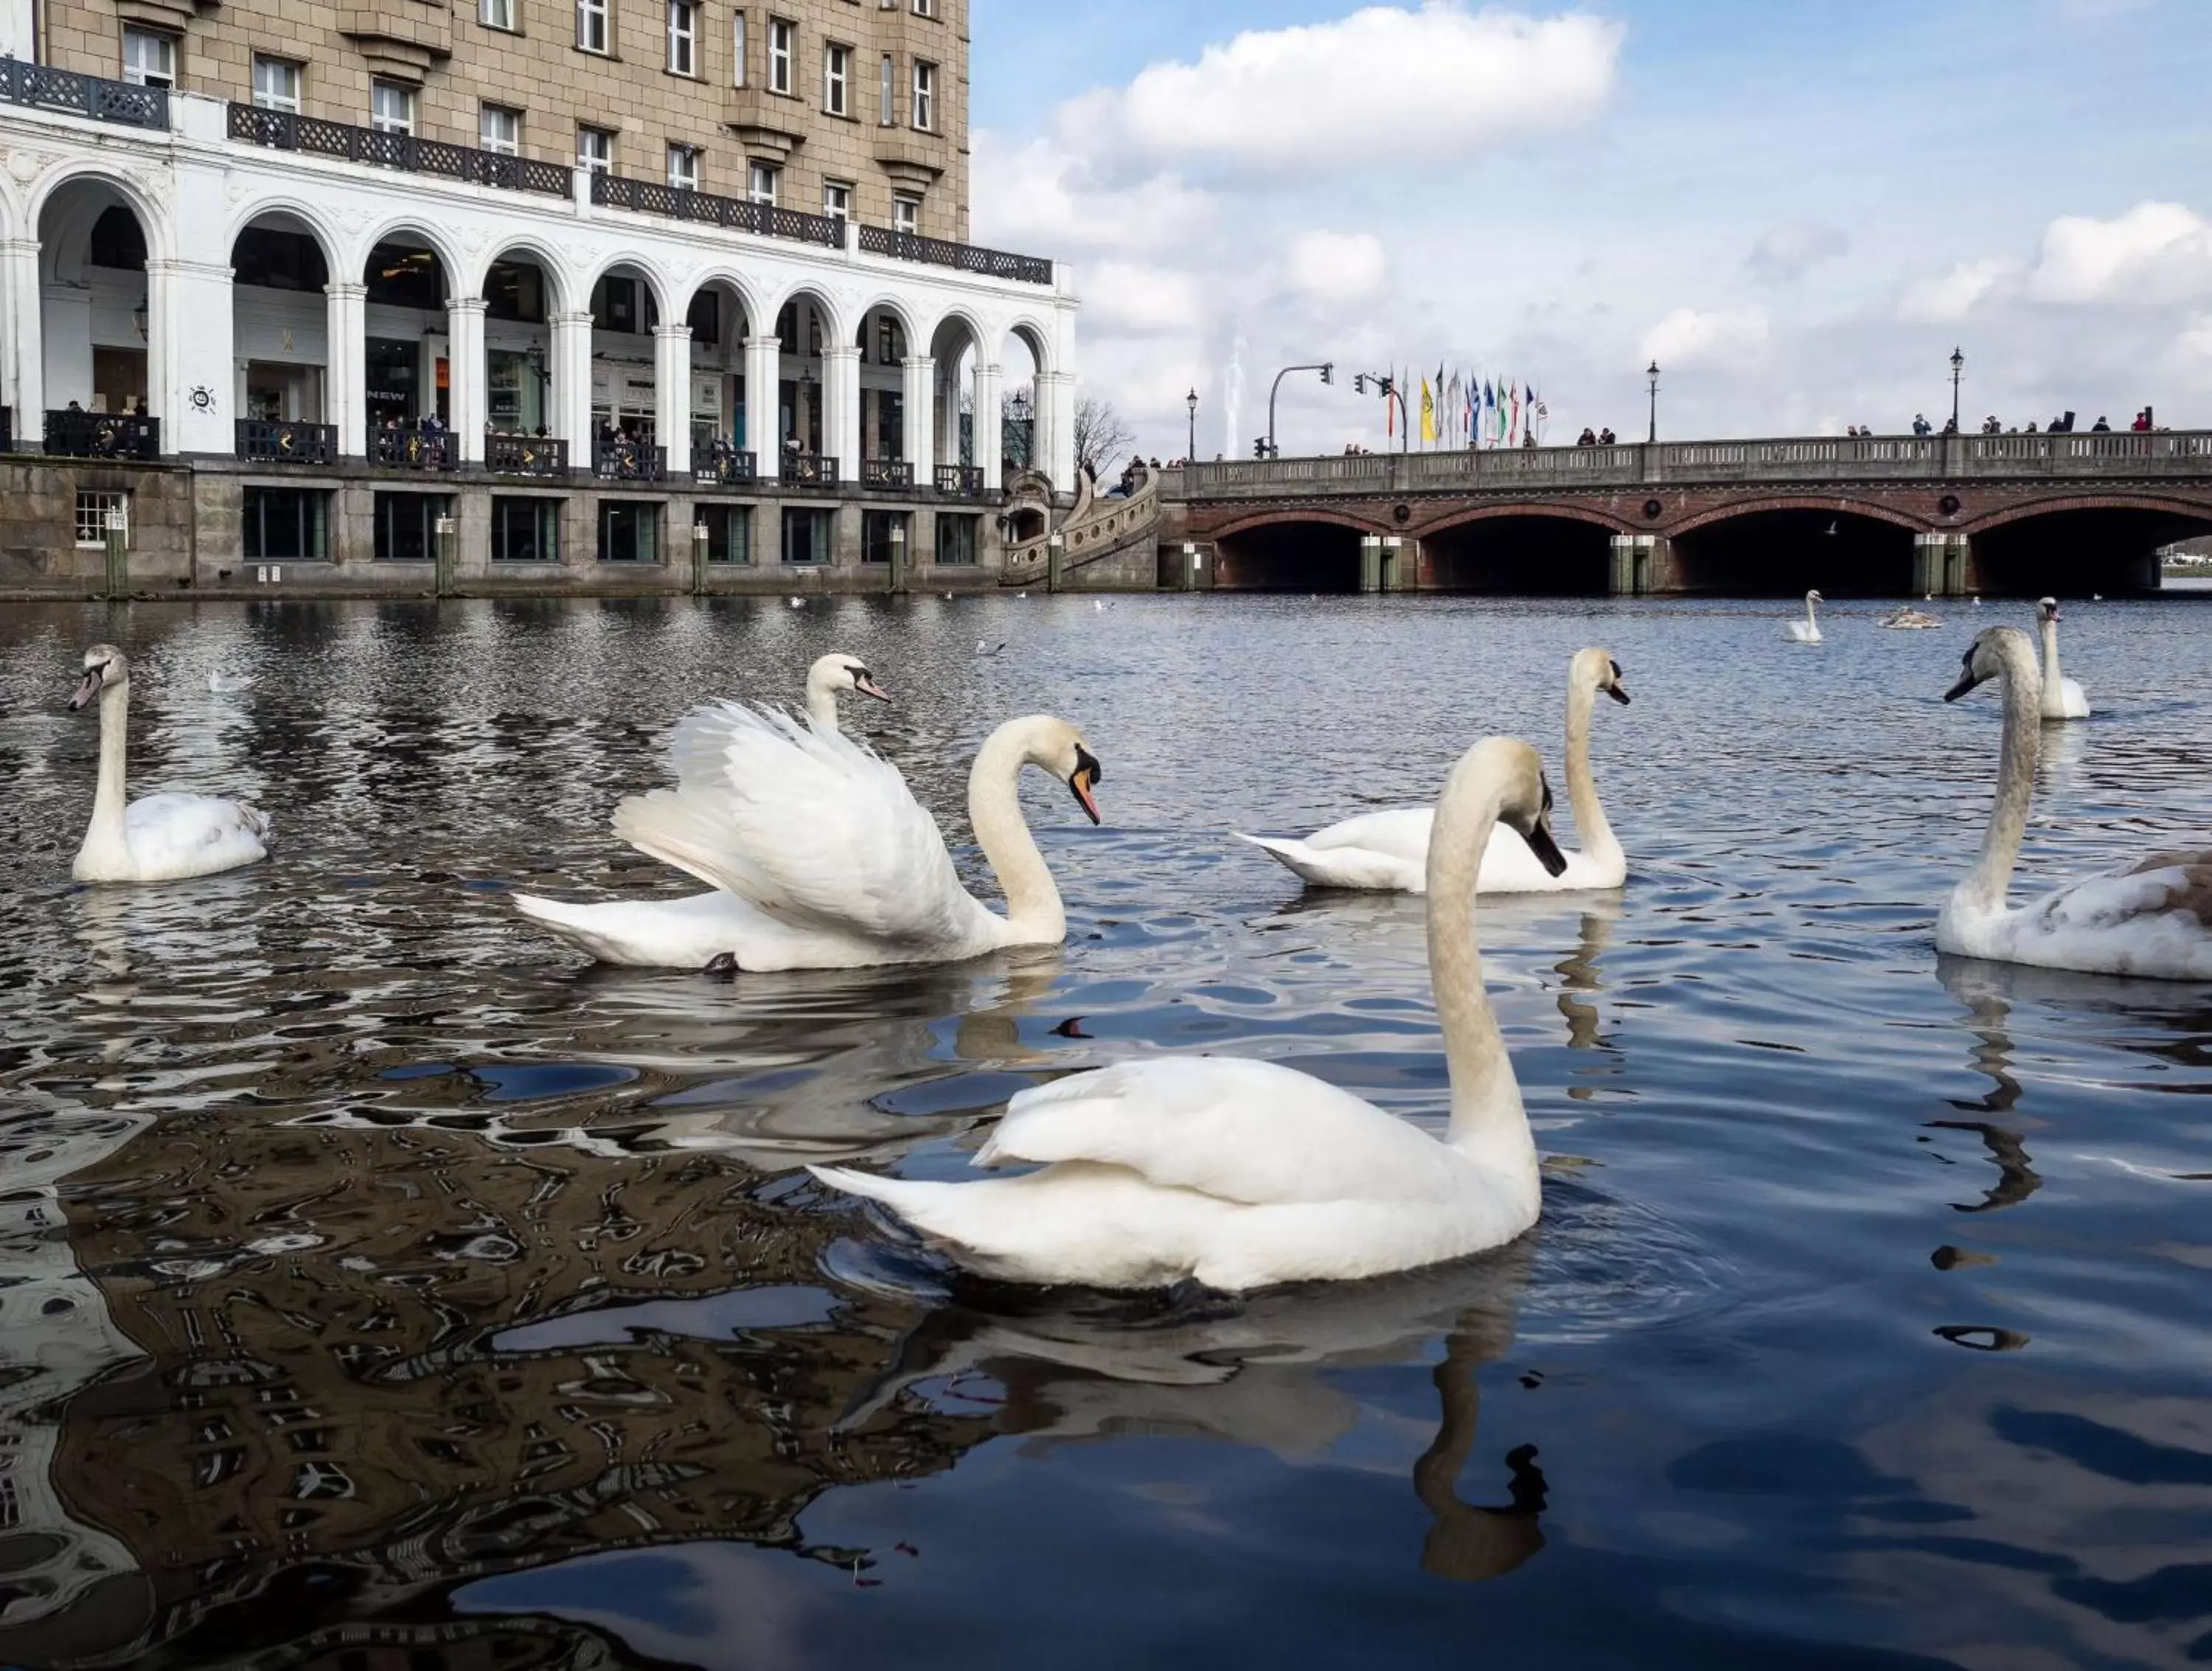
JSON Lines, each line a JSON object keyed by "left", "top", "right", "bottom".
{"left": 1528, "top": 385, "right": 1548, "bottom": 445}
{"left": 1419, "top": 377, "right": 1438, "bottom": 444}
{"left": 1481, "top": 380, "right": 1496, "bottom": 448}
{"left": 1461, "top": 377, "right": 1475, "bottom": 445}
{"left": 1509, "top": 381, "right": 1522, "bottom": 446}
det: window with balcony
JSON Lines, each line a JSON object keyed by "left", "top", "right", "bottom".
{"left": 699, "top": 504, "right": 750, "bottom": 564}
{"left": 879, "top": 52, "right": 894, "bottom": 124}
{"left": 577, "top": 125, "right": 614, "bottom": 174}
{"left": 732, "top": 12, "right": 747, "bottom": 86}
{"left": 121, "top": 26, "right": 175, "bottom": 89}
{"left": 251, "top": 55, "right": 302, "bottom": 114}
{"left": 667, "top": 1, "right": 698, "bottom": 75}
{"left": 748, "top": 162, "right": 779, "bottom": 206}
{"left": 822, "top": 181, "right": 851, "bottom": 221}
{"left": 480, "top": 0, "right": 518, "bottom": 30}
{"left": 823, "top": 42, "right": 850, "bottom": 115}
{"left": 370, "top": 80, "right": 416, "bottom": 136}
{"left": 598, "top": 501, "right": 659, "bottom": 563}
{"left": 667, "top": 144, "right": 700, "bottom": 192}
{"left": 911, "top": 59, "right": 936, "bottom": 131}
{"left": 372, "top": 494, "right": 448, "bottom": 562}
{"left": 768, "top": 18, "right": 793, "bottom": 93}
{"left": 492, "top": 498, "right": 561, "bottom": 563}
{"left": 893, "top": 193, "right": 920, "bottom": 235}
{"left": 243, "top": 489, "right": 327, "bottom": 562}
{"left": 480, "top": 105, "right": 521, "bottom": 155}
{"left": 577, "top": 0, "right": 610, "bottom": 55}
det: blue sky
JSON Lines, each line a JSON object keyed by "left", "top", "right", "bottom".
{"left": 966, "top": 1, "right": 2212, "bottom": 456}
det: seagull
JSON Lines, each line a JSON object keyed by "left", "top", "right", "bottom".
{"left": 1093, "top": 599, "right": 1113, "bottom": 611}
{"left": 975, "top": 639, "right": 1006, "bottom": 656}
{"left": 1972, "top": 596, "right": 1983, "bottom": 607}
{"left": 1822, "top": 519, "right": 1839, "bottom": 537}
{"left": 788, "top": 597, "right": 805, "bottom": 608}
{"left": 206, "top": 671, "right": 254, "bottom": 693}
{"left": 1016, "top": 591, "right": 1028, "bottom": 599}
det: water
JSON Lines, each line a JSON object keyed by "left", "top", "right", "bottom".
{"left": 1, "top": 591, "right": 2209, "bottom": 1670}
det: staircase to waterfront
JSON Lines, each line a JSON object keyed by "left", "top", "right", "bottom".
{"left": 998, "top": 467, "right": 1162, "bottom": 586}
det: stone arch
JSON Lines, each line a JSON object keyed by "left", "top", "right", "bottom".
{"left": 467, "top": 237, "right": 575, "bottom": 317}
{"left": 1963, "top": 493, "right": 2212, "bottom": 597}
{"left": 1665, "top": 494, "right": 1931, "bottom": 539}
{"left": 853, "top": 292, "right": 922, "bottom": 352}
{"left": 1414, "top": 503, "right": 1635, "bottom": 594}
{"left": 27, "top": 163, "right": 173, "bottom": 268}
{"left": 1001, "top": 316, "right": 1057, "bottom": 379}
{"left": 222, "top": 195, "right": 344, "bottom": 273}
{"left": 33, "top": 170, "right": 169, "bottom": 427}
{"left": 1203, "top": 506, "right": 1396, "bottom": 543}
{"left": 1208, "top": 512, "right": 1374, "bottom": 591}
{"left": 1961, "top": 491, "right": 2212, "bottom": 536}
{"left": 1668, "top": 499, "right": 1923, "bottom": 596}
{"left": 576, "top": 249, "right": 673, "bottom": 319}
{"left": 230, "top": 207, "right": 338, "bottom": 430}
{"left": 760, "top": 282, "right": 847, "bottom": 349}
{"left": 669, "top": 265, "right": 763, "bottom": 336}
{"left": 1414, "top": 500, "right": 1639, "bottom": 539}
{"left": 346, "top": 216, "right": 464, "bottom": 295}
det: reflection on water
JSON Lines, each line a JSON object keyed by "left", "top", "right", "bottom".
{"left": 0, "top": 593, "right": 2208, "bottom": 1670}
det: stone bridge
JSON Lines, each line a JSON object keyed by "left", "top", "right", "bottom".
{"left": 1153, "top": 431, "right": 2212, "bottom": 596}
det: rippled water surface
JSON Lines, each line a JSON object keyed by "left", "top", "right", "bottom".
{"left": 1, "top": 591, "right": 2210, "bottom": 1670}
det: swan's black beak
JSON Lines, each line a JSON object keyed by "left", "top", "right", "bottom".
{"left": 1068, "top": 746, "right": 1102, "bottom": 825}
{"left": 1607, "top": 682, "right": 1631, "bottom": 706}
{"left": 854, "top": 670, "right": 891, "bottom": 704}
{"left": 67, "top": 666, "right": 102, "bottom": 711}
{"left": 1944, "top": 652, "right": 1987, "bottom": 703}
{"left": 1521, "top": 820, "right": 1569, "bottom": 878}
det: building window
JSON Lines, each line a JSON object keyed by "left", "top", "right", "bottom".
{"left": 577, "top": 0, "right": 610, "bottom": 55}
{"left": 370, "top": 80, "right": 415, "bottom": 136}
{"left": 492, "top": 498, "right": 560, "bottom": 563}
{"left": 74, "top": 491, "right": 128, "bottom": 548}
{"left": 480, "top": 105, "right": 521, "bottom": 155}
{"left": 862, "top": 510, "right": 908, "bottom": 564}
{"left": 768, "top": 17, "right": 793, "bottom": 94}
{"left": 912, "top": 0, "right": 936, "bottom": 15}
{"left": 372, "top": 493, "right": 448, "bottom": 562}
{"left": 732, "top": 12, "right": 747, "bottom": 86}
{"left": 480, "top": 0, "right": 518, "bottom": 30}
{"left": 577, "top": 125, "right": 614, "bottom": 174}
{"left": 912, "top": 59, "right": 936, "bottom": 131}
{"left": 893, "top": 194, "right": 920, "bottom": 235}
{"left": 598, "top": 501, "right": 659, "bottom": 563}
{"left": 823, "top": 42, "right": 849, "bottom": 114}
{"left": 699, "top": 503, "right": 751, "bottom": 564}
{"left": 667, "top": 145, "right": 700, "bottom": 192}
{"left": 243, "top": 488, "right": 327, "bottom": 562}
{"left": 937, "top": 513, "right": 978, "bottom": 566}
{"left": 667, "top": 1, "right": 698, "bottom": 75}
{"left": 879, "top": 52, "right": 894, "bottom": 124}
{"left": 782, "top": 507, "right": 830, "bottom": 564}
{"left": 251, "top": 55, "right": 302, "bottom": 114}
{"left": 821, "top": 181, "right": 850, "bottom": 221}
{"left": 748, "top": 161, "right": 779, "bottom": 206}
{"left": 120, "top": 26, "right": 175, "bottom": 88}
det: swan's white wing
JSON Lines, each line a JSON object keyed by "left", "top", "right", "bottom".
{"left": 512, "top": 890, "right": 776, "bottom": 967}
{"left": 978, "top": 1057, "right": 1467, "bottom": 1206}
{"left": 1234, "top": 833, "right": 1424, "bottom": 892}
{"left": 2060, "top": 677, "right": 2091, "bottom": 718}
{"left": 616, "top": 703, "right": 992, "bottom": 948}
{"left": 122, "top": 793, "right": 269, "bottom": 875}
{"left": 2003, "top": 850, "right": 2212, "bottom": 978}
{"left": 1303, "top": 807, "right": 1432, "bottom": 862}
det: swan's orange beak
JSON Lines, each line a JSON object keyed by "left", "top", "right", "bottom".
{"left": 1067, "top": 746, "right": 1103, "bottom": 825}
{"left": 68, "top": 666, "right": 102, "bottom": 711}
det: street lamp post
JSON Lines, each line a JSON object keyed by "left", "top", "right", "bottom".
{"left": 1646, "top": 361, "right": 1660, "bottom": 445}
{"left": 1950, "top": 346, "right": 1964, "bottom": 433}
{"left": 1265, "top": 361, "right": 1334, "bottom": 459}
{"left": 1186, "top": 388, "right": 1198, "bottom": 463}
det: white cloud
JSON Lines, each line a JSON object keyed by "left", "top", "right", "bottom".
{"left": 970, "top": 131, "right": 1213, "bottom": 260}
{"left": 1639, "top": 307, "right": 1769, "bottom": 368}
{"left": 1055, "top": 4, "right": 1623, "bottom": 179}
{"left": 2027, "top": 201, "right": 2212, "bottom": 304}
{"left": 1284, "top": 230, "right": 1388, "bottom": 305}
{"left": 1745, "top": 222, "right": 1850, "bottom": 284}
{"left": 1899, "top": 257, "right": 2014, "bottom": 323}
{"left": 1079, "top": 260, "right": 1206, "bottom": 335}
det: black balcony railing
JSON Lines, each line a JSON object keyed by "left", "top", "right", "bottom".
{"left": 237, "top": 419, "right": 338, "bottom": 465}
{"left": 589, "top": 173, "right": 842, "bottom": 249}
{"left": 228, "top": 104, "right": 573, "bottom": 197}
{"left": 858, "top": 225, "right": 1054, "bottom": 286}
{"left": 44, "top": 409, "right": 158, "bottom": 459}
{"left": 694, "top": 446, "right": 758, "bottom": 487}
{"left": 781, "top": 454, "right": 839, "bottom": 487}
{"left": 933, "top": 464, "right": 986, "bottom": 496}
{"left": 372, "top": 428, "right": 456, "bottom": 470}
{"left": 0, "top": 60, "right": 168, "bottom": 130}
{"left": 594, "top": 434, "right": 667, "bottom": 482}
{"left": 860, "top": 459, "right": 913, "bottom": 491}
{"left": 487, "top": 434, "right": 569, "bottom": 477}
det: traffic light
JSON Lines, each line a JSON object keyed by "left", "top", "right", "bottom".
{"left": 1253, "top": 437, "right": 1268, "bottom": 458}
{"left": 1320, "top": 364, "right": 1335, "bottom": 386}
{"left": 1353, "top": 373, "right": 1368, "bottom": 394}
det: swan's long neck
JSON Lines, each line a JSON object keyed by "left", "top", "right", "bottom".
{"left": 1562, "top": 678, "right": 1618, "bottom": 867}
{"left": 1959, "top": 634, "right": 2041, "bottom": 917}
{"left": 1425, "top": 763, "right": 1535, "bottom": 1182}
{"left": 91, "top": 681, "right": 130, "bottom": 843}
{"left": 968, "top": 721, "right": 1064, "bottom": 943}
{"left": 805, "top": 681, "right": 839, "bottom": 733}
{"left": 1806, "top": 594, "right": 1820, "bottom": 632}
{"left": 2037, "top": 614, "right": 2064, "bottom": 708}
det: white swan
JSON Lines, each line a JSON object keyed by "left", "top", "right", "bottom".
{"left": 2034, "top": 597, "right": 2091, "bottom": 720}
{"left": 512, "top": 653, "right": 890, "bottom": 967}
{"left": 1879, "top": 607, "right": 1941, "bottom": 630}
{"left": 1236, "top": 647, "right": 1629, "bottom": 894}
{"left": 605, "top": 712, "right": 1102, "bottom": 973}
{"left": 1785, "top": 589, "right": 1823, "bottom": 644}
{"left": 810, "top": 736, "right": 1566, "bottom": 1290}
{"left": 66, "top": 645, "right": 271, "bottom": 884}
{"left": 1938, "top": 627, "right": 2210, "bottom": 979}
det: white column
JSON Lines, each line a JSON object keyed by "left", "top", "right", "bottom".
{"left": 550, "top": 310, "right": 594, "bottom": 456}
{"left": 742, "top": 333, "right": 781, "bottom": 462}
{"left": 0, "top": 238, "right": 40, "bottom": 434}
{"left": 1037, "top": 369, "right": 1077, "bottom": 493}
{"left": 145, "top": 258, "right": 233, "bottom": 456}
{"left": 325, "top": 281, "right": 367, "bottom": 455}
{"left": 975, "top": 361, "right": 1004, "bottom": 490}
{"left": 823, "top": 343, "right": 860, "bottom": 483}
{"left": 653, "top": 322, "right": 692, "bottom": 475}
{"left": 448, "top": 296, "right": 487, "bottom": 464}
{"left": 901, "top": 354, "right": 935, "bottom": 484}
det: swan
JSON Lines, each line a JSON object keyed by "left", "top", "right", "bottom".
{"left": 512, "top": 653, "right": 891, "bottom": 967}
{"left": 1784, "top": 589, "right": 1823, "bottom": 643}
{"left": 608, "top": 712, "right": 1102, "bottom": 973}
{"left": 2034, "top": 597, "right": 2091, "bottom": 719}
{"left": 976, "top": 639, "right": 1006, "bottom": 656}
{"left": 788, "top": 596, "right": 805, "bottom": 608}
{"left": 809, "top": 736, "right": 1567, "bottom": 1290}
{"left": 1938, "top": 627, "right": 2210, "bottom": 979}
{"left": 66, "top": 645, "right": 271, "bottom": 884}
{"left": 1879, "top": 607, "right": 1941, "bottom": 630}
{"left": 1236, "top": 647, "right": 1629, "bottom": 894}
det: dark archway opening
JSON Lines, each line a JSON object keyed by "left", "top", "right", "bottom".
{"left": 1421, "top": 516, "right": 1613, "bottom": 594}
{"left": 1971, "top": 508, "right": 2211, "bottom": 597}
{"left": 1672, "top": 508, "right": 1915, "bottom": 596}
{"left": 1214, "top": 521, "right": 1363, "bottom": 591}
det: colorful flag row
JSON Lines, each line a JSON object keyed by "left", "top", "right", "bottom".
{"left": 1386, "top": 369, "right": 1548, "bottom": 448}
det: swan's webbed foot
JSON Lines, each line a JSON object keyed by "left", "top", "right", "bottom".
{"left": 703, "top": 952, "right": 742, "bottom": 981}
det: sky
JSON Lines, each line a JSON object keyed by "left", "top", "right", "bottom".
{"left": 965, "top": 0, "right": 2212, "bottom": 459}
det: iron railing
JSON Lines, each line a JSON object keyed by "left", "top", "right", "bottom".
{"left": 594, "top": 435, "right": 666, "bottom": 481}
{"left": 44, "top": 409, "right": 158, "bottom": 459}
{"left": 934, "top": 464, "right": 987, "bottom": 496}
{"left": 589, "top": 173, "right": 842, "bottom": 248}
{"left": 237, "top": 420, "right": 338, "bottom": 465}
{"left": 487, "top": 434, "right": 568, "bottom": 477}
{"left": 372, "top": 429, "right": 456, "bottom": 470}
{"left": 0, "top": 60, "right": 168, "bottom": 129}
{"left": 0, "top": 406, "right": 12, "bottom": 453}
{"left": 860, "top": 459, "right": 913, "bottom": 491}
{"left": 694, "top": 447, "right": 759, "bottom": 487}
{"left": 858, "top": 225, "right": 1053, "bottom": 285}
{"left": 228, "top": 104, "right": 573, "bottom": 197}
{"left": 781, "top": 454, "right": 839, "bottom": 487}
